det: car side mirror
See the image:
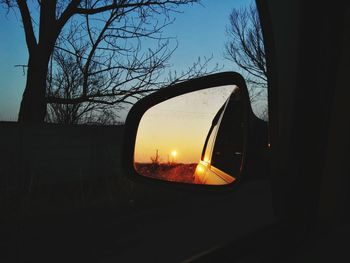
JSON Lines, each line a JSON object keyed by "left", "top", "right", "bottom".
{"left": 123, "top": 72, "right": 260, "bottom": 188}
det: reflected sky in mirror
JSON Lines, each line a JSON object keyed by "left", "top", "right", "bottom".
{"left": 134, "top": 85, "right": 237, "bottom": 165}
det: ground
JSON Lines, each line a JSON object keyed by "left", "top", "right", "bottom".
{"left": 135, "top": 163, "right": 197, "bottom": 184}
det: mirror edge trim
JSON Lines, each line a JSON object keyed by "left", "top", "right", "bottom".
{"left": 122, "top": 71, "right": 253, "bottom": 193}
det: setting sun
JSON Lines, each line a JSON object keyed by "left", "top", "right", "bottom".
{"left": 171, "top": 150, "right": 177, "bottom": 157}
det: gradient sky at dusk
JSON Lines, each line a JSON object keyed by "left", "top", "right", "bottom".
{"left": 0, "top": 0, "right": 253, "bottom": 121}
{"left": 134, "top": 85, "right": 236, "bottom": 164}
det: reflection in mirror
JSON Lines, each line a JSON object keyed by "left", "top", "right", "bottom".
{"left": 134, "top": 85, "right": 244, "bottom": 185}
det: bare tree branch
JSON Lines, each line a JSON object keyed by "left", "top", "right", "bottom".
{"left": 225, "top": 3, "right": 268, "bottom": 118}
{"left": 75, "top": 0, "right": 195, "bottom": 15}
{"left": 225, "top": 4, "right": 267, "bottom": 90}
{"left": 44, "top": 0, "right": 219, "bottom": 125}
{"left": 1, "top": 0, "right": 200, "bottom": 123}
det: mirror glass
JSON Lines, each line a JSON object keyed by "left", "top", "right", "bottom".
{"left": 134, "top": 85, "right": 244, "bottom": 185}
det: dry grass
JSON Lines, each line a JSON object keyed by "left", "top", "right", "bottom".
{"left": 135, "top": 163, "right": 197, "bottom": 184}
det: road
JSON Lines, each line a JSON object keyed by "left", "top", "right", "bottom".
{"left": 2, "top": 180, "right": 275, "bottom": 263}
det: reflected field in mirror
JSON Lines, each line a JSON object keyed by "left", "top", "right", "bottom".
{"left": 134, "top": 85, "right": 243, "bottom": 185}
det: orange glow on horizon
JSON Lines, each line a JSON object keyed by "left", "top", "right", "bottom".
{"left": 134, "top": 85, "right": 237, "bottom": 164}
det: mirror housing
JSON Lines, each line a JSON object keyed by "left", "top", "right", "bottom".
{"left": 122, "top": 72, "right": 268, "bottom": 191}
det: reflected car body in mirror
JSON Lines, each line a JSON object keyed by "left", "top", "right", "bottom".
{"left": 123, "top": 72, "right": 256, "bottom": 188}
{"left": 194, "top": 88, "right": 244, "bottom": 185}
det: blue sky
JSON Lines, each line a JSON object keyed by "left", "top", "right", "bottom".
{"left": 0, "top": 0, "right": 253, "bottom": 121}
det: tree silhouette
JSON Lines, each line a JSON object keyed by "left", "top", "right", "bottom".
{"left": 45, "top": 20, "right": 217, "bottom": 124}
{"left": 150, "top": 149, "right": 160, "bottom": 165}
{"left": 225, "top": 3, "right": 268, "bottom": 120}
{"left": 1, "top": 0, "right": 199, "bottom": 123}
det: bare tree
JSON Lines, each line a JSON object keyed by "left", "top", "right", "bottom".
{"left": 45, "top": 17, "right": 218, "bottom": 124}
{"left": 46, "top": 47, "right": 122, "bottom": 124}
{"left": 225, "top": 3, "right": 268, "bottom": 114}
{"left": 1, "top": 0, "right": 199, "bottom": 123}
{"left": 150, "top": 149, "right": 160, "bottom": 165}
